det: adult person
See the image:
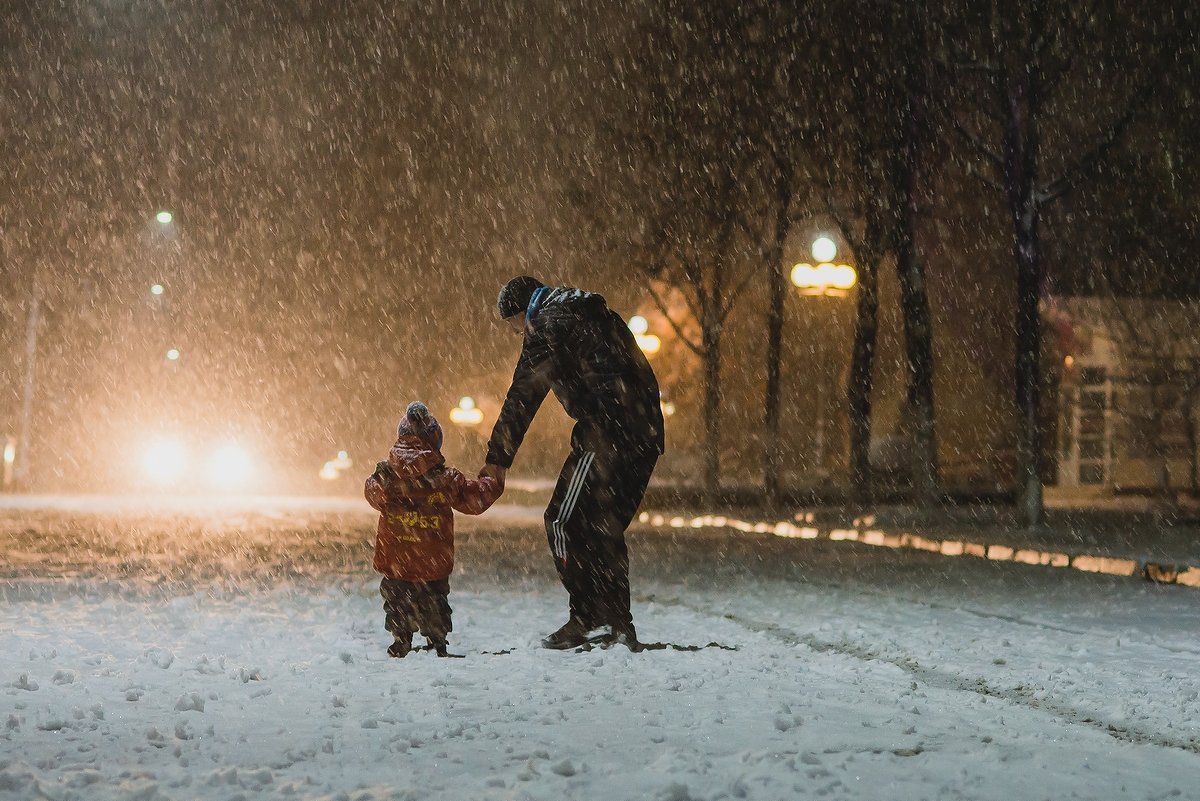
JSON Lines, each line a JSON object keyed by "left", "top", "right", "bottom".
{"left": 481, "top": 276, "right": 664, "bottom": 650}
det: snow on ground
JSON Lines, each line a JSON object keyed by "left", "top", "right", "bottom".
{"left": 3, "top": 497, "right": 1200, "bottom": 801}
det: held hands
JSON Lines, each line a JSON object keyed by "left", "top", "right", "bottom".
{"left": 479, "top": 463, "right": 507, "bottom": 490}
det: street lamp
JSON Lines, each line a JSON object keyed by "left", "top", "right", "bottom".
{"left": 150, "top": 284, "right": 164, "bottom": 296}
{"left": 449, "top": 396, "right": 484, "bottom": 426}
{"left": 811, "top": 235, "right": 838, "bottom": 263}
{"left": 791, "top": 235, "right": 857, "bottom": 471}
{"left": 3, "top": 436, "right": 14, "bottom": 488}
{"left": 166, "top": 348, "right": 180, "bottom": 361}
{"left": 156, "top": 210, "right": 173, "bottom": 225}
{"left": 629, "top": 315, "right": 661, "bottom": 355}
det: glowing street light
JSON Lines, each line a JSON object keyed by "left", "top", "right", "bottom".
{"left": 449, "top": 396, "right": 484, "bottom": 426}
{"left": 790, "top": 262, "right": 857, "bottom": 297}
{"left": 142, "top": 440, "right": 188, "bottom": 485}
{"left": 636, "top": 334, "right": 661, "bottom": 355}
{"left": 2, "top": 436, "right": 14, "bottom": 488}
{"left": 166, "top": 348, "right": 180, "bottom": 361}
{"left": 319, "top": 461, "right": 339, "bottom": 481}
{"left": 811, "top": 235, "right": 838, "bottom": 262}
{"left": 332, "top": 450, "right": 352, "bottom": 470}
{"left": 208, "top": 443, "right": 253, "bottom": 488}
{"left": 150, "top": 284, "right": 164, "bottom": 296}
{"left": 629, "top": 316, "right": 661, "bottom": 354}
{"left": 156, "top": 210, "right": 173, "bottom": 225}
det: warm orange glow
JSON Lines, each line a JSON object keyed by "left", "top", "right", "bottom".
{"left": 142, "top": 440, "right": 188, "bottom": 485}
{"left": 811, "top": 235, "right": 837, "bottom": 262}
{"left": 319, "top": 461, "right": 339, "bottom": 480}
{"left": 449, "top": 397, "right": 484, "bottom": 426}
{"left": 791, "top": 262, "right": 856, "bottom": 295}
{"left": 628, "top": 315, "right": 649, "bottom": 335}
{"left": 635, "top": 334, "right": 661, "bottom": 354}
{"left": 632, "top": 513, "right": 1196, "bottom": 588}
{"left": 207, "top": 443, "right": 253, "bottom": 488}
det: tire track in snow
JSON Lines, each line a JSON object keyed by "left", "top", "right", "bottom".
{"left": 644, "top": 592, "right": 1200, "bottom": 757}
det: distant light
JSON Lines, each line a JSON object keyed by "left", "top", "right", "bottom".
{"left": 635, "top": 334, "right": 661, "bottom": 355}
{"left": 3, "top": 441, "right": 14, "bottom": 465}
{"left": 332, "top": 450, "right": 352, "bottom": 470}
{"left": 791, "top": 262, "right": 856, "bottom": 295}
{"left": 156, "top": 211, "right": 173, "bottom": 225}
{"left": 812, "top": 236, "right": 837, "bottom": 262}
{"left": 629, "top": 315, "right": 649, "bottom": 335}
{"left": 450, "top": 397, "right": 484, "bottom": 426}
{"left": 831, "top": 264, "right": 857, "bottom": 290}
{"left": 208, "top": 443, "right": 252, "bottom": 488}
{"left": 1064, "top": 355, "right": 1075, "bottom": 367}
{"left": 150, "top": 284, "right": 164, "bottom": 296}
{"left": 142, "top": 440, "right": 188, "bottom": 485}
{"left": 166, "top": 349, "right": 180, "bottom": 361}
{"left": 319, "top": 461, "right": 340, "bottom": 481}
{"left": 791, "top": 263, "right": 815, "bottom": 288}
{"left": 661, "top": 401, "right": 676, "bottom": 417}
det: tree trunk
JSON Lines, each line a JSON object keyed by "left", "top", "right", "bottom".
{"left": 1186, "top": 400, "right": 1199, "bottom": 497}
{"left": 702, "top": 323, "right": 722, "bottom": 495}
{"left": 1004, "top": 64, "right": 1045, "bottom": 528}
{"left": 763, "top": 161, "right": 794, "bottom": 507}
{"left": 848, "top": 237, "right": 881, "bottom": 501}
{"left": 1012, "top": 203, "right": 1043, "bottom": 527}
{"left": 895, "top": 14, "right": 939, "bottom": 505}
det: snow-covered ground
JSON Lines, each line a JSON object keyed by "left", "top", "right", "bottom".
{"left": 3, "top": 496, "right": 1200, "bottom": 800}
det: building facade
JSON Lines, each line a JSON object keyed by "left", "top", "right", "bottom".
{"left": 1055, "top": 298, "right": 1200, "bottom": 495}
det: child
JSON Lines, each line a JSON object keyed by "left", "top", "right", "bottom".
{"left": 364, "top": 401, "right": 503, "bottom": 657}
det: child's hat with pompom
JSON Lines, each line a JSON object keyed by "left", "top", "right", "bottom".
{"left": 398, "top": 401, "right": 444, "bottom": 449}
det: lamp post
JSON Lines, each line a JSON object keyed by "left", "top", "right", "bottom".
{"left": 449, "top": 396, "right": 485, "bottom": 460}
{"left": 629, "top": 315, "right": 661, "bottom": 355}
{"left": 790, "top": 235, "right": 857, "bottom": 472}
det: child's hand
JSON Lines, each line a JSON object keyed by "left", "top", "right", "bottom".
{"left": 373, "top": 460, "right": 396, "bottom": 484}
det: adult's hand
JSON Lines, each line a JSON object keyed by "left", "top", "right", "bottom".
{"left": 480, "top": 463, "right": 507, "bottom": 487}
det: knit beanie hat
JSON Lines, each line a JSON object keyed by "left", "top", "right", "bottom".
{"left": 397, "top": 401, "right": 444, "bottom": 450}
{"left": 497, "top": 275, "right": 544, "bottom": 319}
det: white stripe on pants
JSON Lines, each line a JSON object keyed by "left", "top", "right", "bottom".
{"left": 551, "top": 451, "right": 594, "bottom": 560}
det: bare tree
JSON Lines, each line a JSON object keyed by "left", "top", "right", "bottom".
{"left": 596, "top": 2, "right": 777, "bottom": 494}
{"left": 939, "top": 1, "right": 1192, "bottom": 526}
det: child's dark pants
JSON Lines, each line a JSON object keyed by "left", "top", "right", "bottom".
{"left": 380, "top": 578, "right": 452, "bottom": 644}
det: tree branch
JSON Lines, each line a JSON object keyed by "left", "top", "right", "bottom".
{"left": 647, "top": 281, "right": 703, "bottom": 356}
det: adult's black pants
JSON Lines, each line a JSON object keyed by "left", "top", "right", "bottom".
{"left": 544, "top": 429, "right": 659, "bottom": 630}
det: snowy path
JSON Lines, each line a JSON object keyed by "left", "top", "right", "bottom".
{"left": 3, "top": 502, "right": 1200, "bottom": 800}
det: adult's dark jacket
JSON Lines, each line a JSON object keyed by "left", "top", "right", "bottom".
{"left": 485, "top": 286, "right": 665, "bottom": 469}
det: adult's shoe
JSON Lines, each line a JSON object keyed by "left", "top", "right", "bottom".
{"left": 541, "top": 618, "right": 591, "bottom": 649}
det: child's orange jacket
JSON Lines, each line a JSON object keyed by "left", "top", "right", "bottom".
{"left": 364, "top": 433, "right": 502, "bottom": 582}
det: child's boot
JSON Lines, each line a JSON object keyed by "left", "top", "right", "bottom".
{"left": 426, "top": 636, "right": 449, "bottom": 657}
{"left": 388, "top": 632, "right": 413, "bottom": 658}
